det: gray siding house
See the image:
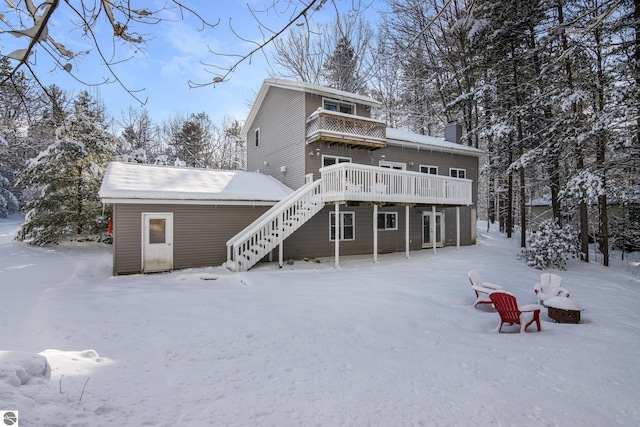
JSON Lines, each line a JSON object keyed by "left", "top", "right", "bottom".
{"left": 100, "top": 78, "right": 483, "bottom": 274}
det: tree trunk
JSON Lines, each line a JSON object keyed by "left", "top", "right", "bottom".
{"left": 594, "top": 19, "right": 609, "bottom": 266}
{"left": 507, "top": 146, "right": 513, "bottom": 239}
{"left": 635, "top": 0, "right": 640, "bottom": 162}
{"left": 576, "top": 150, "right": 590, "bottom": 262}
{"left": 550, "top": 156, "right": 562, "bottom": 226}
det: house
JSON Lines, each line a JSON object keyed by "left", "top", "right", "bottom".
{"left": 100, "top": 78, "right": 483, "bottom": 275}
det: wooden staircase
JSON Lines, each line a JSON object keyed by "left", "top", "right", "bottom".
{"left": 225, "top": 178, "right": 324, "bottom": 272}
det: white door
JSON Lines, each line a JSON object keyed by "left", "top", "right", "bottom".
{"left": 142, "top": 213, "right": 173, "bottom": 272}
{"left": 422, "top": 211, "right": 444, "bottom": 248}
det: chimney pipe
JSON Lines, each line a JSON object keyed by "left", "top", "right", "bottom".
{"left": 444, "top": 122, "right": 463, "bottom": 144}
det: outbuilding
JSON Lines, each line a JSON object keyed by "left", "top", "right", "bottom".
{"left": 99, "top": 162, "right": 292, "bottom": 275}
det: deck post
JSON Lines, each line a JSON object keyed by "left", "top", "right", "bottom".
{"left": 406, "top": 206, "right": 410, "bottom": 258}
{"left": 334, "top": 203, "right": 340, "bottom": 268}
{"left": 432, "top": 205, "right": 437, "bottom": 254}
{"left": 456, "top": 206, "right": 460, "bottom": 251}
{"left": 279, "top": 212, "right": 284, "bottom": 268}
{"left": 373, "top": 204, "right": 378, "bottom": 263}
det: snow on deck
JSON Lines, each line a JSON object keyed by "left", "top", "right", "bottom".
{"left": 99, "top": 162, "right": 293, "bottom": 202}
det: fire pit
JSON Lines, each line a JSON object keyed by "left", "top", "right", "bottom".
{"left": 545, "top": 296, "right": 584, "bottom": 324}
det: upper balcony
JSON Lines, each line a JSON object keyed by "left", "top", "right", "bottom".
{"left": 305, "top": 108, "right": 387, "bottom": 149}
{"left": 320, "top": 163, "right": 473, "bottom": 206}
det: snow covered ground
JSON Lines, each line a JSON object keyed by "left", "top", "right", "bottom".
{"left": 1, "top": 214, "right": 639, "bottom": 426}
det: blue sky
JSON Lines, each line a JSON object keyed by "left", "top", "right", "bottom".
{"left": 2, "top": 1, "right": 384, "bottom": 128}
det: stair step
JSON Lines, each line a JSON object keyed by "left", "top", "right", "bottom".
{"left": 226, "top": 181, "right": 323, "bottom": 271}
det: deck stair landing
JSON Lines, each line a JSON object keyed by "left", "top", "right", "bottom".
{"left": 226, "top": 178, "right": 323, "bottom": 272}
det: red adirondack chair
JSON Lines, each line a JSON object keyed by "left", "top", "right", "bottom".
{"left": 489, "top": 291, "right": 543, "bottom": 333}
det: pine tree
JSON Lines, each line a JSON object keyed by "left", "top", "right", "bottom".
{"left": 0, "top": 137, "right": 19, "bottom": 217}
{"left": 16, "top": 91, "right": 115, "bottom": 244}
{"left": 0, "top": 56, "right": 34, "bottom": 215}
{"left": 324, "top": 35, "right": 367, "bottom": 94}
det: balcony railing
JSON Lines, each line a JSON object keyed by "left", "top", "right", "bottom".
{"left": 320, "top": 163, "right": 473, "bottom": 206}
{"left": 306, "top": 108, "right": 387, "bottom": 149}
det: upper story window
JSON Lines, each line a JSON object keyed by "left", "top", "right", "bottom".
{"left": 323, "top": 155, "right": 351, "bottom": 167}
{"left": 420, "top": 165, "right": 438, "bottom": 174}
{"left": 254, "top": 128, "right": 260, "bottom": 147}
{"left": 323, "top": 98, "right": 355, "bottom": 115}
{"left": 380, "top": 160, "right": 406, "bottom": 170}
{"left": 450, "top": 168, "right": 466, "bottom": 179}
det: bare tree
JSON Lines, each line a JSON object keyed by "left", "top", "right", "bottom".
{"left": 271, "top": 23, "right": 327, "bottom": 84}
{"left": 213, "top": 117, "right": 246, "bottom": 171}
{"left": 270, "top": 12, "right": 374, "bottom": 93}
{"left": 0, "top": 1, "right": 217, "bottom": 101}
{"left": 1, "top": 0, "right": 377, "bottom": 100}
{"left": 118, "top": 107, "right": 161, "bottom": 162}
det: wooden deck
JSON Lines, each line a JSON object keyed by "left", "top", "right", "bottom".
{"left": 306, "top": 108, "right": 387, "bottom": 149}
{"left": 320, "top": 163, "right": 473, "bottom": 206}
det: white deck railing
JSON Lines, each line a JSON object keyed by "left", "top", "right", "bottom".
{"left": 306, "top": 108, "right": 386, "bottom": 148}
{"left": 226, "top": 178, "right": 324, "bottom": 271}
{"left": 320, "top": 163, "right": 473, "bottom": 206}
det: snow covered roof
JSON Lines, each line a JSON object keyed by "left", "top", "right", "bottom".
{"left": 528, "top": 194, "right": 552, "bottom": 207}
{"left": 386, "top": 128, "right": 484, "bottom": 157}
{"left": 99, "top": 162, "right": 293, "bottom": 204}
{"left": 243, "top": 78, "right": 382, "bottom": 136}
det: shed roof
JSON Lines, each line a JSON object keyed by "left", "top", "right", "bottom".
{"left": 99, "top": 162, "right": 293, "bottom": 204}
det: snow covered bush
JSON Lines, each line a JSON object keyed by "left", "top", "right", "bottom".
{"left": 522, "top": 219, "right": 579, "bottom": 270}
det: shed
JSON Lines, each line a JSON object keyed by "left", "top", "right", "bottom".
{"left": 99, "top": 162, "right": 293, "bottom": 274}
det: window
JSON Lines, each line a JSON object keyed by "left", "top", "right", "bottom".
{"left": 379, "top": 161, "right": 406, "bottom": 170}
{"left": 149, "top": 219, "right": 166, "bottom": 244}
{"left": 254, "top": 128, "right": 260, "bottom": 147}
{"left": 322, "top": 155, "right": 352, "bottom": 167}
{"left": 330, "top": 212, "right": 355, "bottom": 241}
{"left": 323, "top": 98, "right": 355, "bottom": 115}
{"left": 377, "top": 212, "right": 398, "bottom": 230}
{"left": 450, "top": 168, "right": 466, "bottom": 179}
{"left": 420, "top": 165, "right": 438, "bottom": 175}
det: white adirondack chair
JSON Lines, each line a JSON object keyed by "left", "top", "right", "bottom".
{"left": 468, "top": 270, "right": 503, "bottom": 308}
{"left": 534, "top": 273, "right": 570, "bottom": 305}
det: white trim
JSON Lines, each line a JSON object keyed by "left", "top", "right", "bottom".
{"left": 254, "top": 127, "right": 260, "bottom": 147}
{"left": 405, "top": 206, "right": 410, "bottom": 259}
{"left": 334, "top": 204, "right": 340, "bottom": 268}
{"left": 141, "top": 212, "right": 173, "bottom": 272}
{"left": 373, "top": 204, "right": 378, "bottom": 263}
{"left": 422, "top": 210, "right": 445, "bottom": 249}
{"left": 329, "top": 210, "right": 355, "bottom": 241}
{"left": 322, "top": 154, "right": 352, "bottom": 167}
{"left": 377, "top": 211, "right": 398, "bottom": 230}
{"left": 101, "top": 199, "right": 279, "bottom": 206}
{"left": 420, "top": 164, "right": 438, "bottom": 175}
{"left": 379, "top": 160, "right": 406, "bottom": 170}
{"left": 456, "top": 206, "right": 460, "bottom": 251}
{"left": 322, "top": 97, "right": 356, "bottom": 115}
{"left": 449, "top": 167, "right": 466, "bottom": 179}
